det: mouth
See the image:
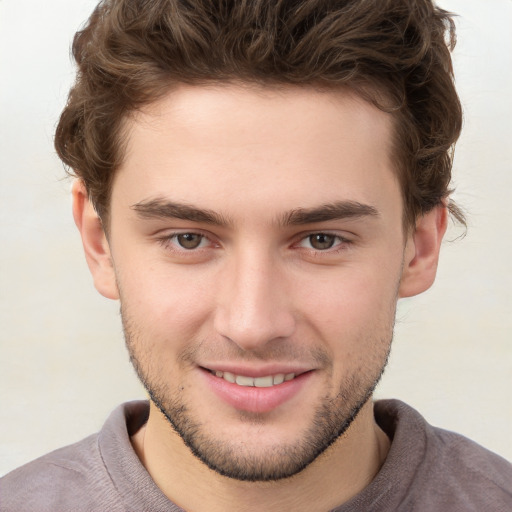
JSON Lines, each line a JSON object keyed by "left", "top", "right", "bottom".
{"left": 200, "top": 366, "right": 313, "bottom": 413}
{"left": 207, "top": 369, "right": 298, "bottom": 388}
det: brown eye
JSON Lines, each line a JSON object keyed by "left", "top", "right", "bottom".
{"left": 308, "top": 233, "right": 336, "bottom": 250}
{"left": 176, "top": 233, "right": 204, "bottom": 249}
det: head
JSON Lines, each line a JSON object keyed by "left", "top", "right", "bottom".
{"left": 63, "top": 0, "right": 463, "bottom": 482}
{"left": 56, "top": 0, "right": 464, "bottom": 230}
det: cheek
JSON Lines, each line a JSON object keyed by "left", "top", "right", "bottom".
{"left": 116, "top": 261, "right": 217, "bottom": 342}
{"left": 294, "top": 265, "right": 398, "bottom": 372}
{"left": 299, "top": 266, "right": 399, "bottom": 328}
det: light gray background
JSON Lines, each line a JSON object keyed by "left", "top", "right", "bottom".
{"left": 1, "top": 0, "right": 511, "bottom": 476}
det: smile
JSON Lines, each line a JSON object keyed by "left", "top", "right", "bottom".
{"left": 209, "top": 370, "right": 297, "bottom": 387}
{"left": 203, "top": 367, "right": 313, "bottom": 413}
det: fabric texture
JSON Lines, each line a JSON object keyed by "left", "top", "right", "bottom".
{"left": 1, "top": 399, "right": 511, "bottom": 511}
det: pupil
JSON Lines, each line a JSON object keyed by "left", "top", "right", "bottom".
{"left": 310, "top": 234, "right": 335, "bottom": 250}
{"left": 177, "top": 233, "right": 202, "bottom": 249}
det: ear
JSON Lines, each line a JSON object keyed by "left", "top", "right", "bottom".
{"left": 399, "top": 205, "right": 448, "bottom": 298}
{"left": 72, "top": 180, "right": 119, "bottom": 300}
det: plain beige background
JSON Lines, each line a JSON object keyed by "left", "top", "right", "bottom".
{"left": 0, "top": 0, "right": 511, "bottom": 476}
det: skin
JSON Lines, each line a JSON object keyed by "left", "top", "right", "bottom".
{"left": 73, "top": 84, "right": 447, "bottom": 511}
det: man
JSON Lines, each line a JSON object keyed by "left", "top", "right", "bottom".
{"left": 1, "top": 0, "right": 511, "bottom": 510}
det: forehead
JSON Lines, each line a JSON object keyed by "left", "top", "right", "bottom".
{"left": 114, "top": 84, "right": 402, "bottom": 224}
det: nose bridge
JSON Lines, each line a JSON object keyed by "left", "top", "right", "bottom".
{"left": 214, "top": 242, "right": 295, "bottom": 350}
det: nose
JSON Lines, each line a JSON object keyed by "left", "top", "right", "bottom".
{"left": 213, "top": 248, "right": 296, "bottom": 352}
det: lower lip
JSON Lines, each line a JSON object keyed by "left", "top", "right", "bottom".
{"left": 201, "top": 369, "right": 312, "bottom": 414}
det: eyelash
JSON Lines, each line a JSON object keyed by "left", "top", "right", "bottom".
{"left": 297, "top": 232, "right": 351, "bottom": 252}
{"left": 157, "top": 231, "right": 214, "bottom": 252}
{"left": 156, "top": 231, "right": 352, "bottom": 254}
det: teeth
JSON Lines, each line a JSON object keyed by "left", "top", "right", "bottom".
{"left": 254, "top": 376, "right": 273, "bottom": 388}
{"left": 223, "top": 372, "right": 236, "bottom": 383}
{"left": 273, "top": 374, "right": 285, "bottom": 385}
{"left": 235, "top": 375, "right": 254, "bottom": 386}
{"left": 211, "top": 370, "right": 296, "bottom": 387}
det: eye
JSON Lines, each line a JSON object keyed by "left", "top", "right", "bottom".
{"left": 298, "top": 233, "right": 347, "bottom": 251}
{"left": 308, "top": 233, "right": 336, "bottom": 250}
{"left": 156, "top": 230, "right": 218, "bottom": 261}
{"left": 172, "top": 233, "right": 207, "bottom": 250}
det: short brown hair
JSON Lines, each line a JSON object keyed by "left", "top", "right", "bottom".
{"left": 55, "top": 0, "right": 464, "bottom": 227}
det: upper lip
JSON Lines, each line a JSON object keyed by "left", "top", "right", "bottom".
{"left": 199, "top": 364, "right": 314, "bottom": 378}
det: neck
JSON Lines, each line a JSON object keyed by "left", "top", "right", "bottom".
{"left": 131, "top": 399, "right": 389, "bottom": 512}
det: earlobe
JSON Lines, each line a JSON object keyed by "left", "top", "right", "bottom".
{"left": 398, "top": 205, "right": 448, "bottom": 298}
{"left": 72, "top": 180, "right": 119, "bottom": 300}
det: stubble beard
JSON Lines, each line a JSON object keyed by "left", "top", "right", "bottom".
{"left": 122, "top": 308, "right": 393, "bottom": 482}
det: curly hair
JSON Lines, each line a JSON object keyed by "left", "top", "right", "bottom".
{"left": 55, "top": 0, "right": 464, "bottom": 227}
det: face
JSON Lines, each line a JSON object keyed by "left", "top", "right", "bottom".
{"left": 92, "top": 85, "right": 415, "bottom": 481}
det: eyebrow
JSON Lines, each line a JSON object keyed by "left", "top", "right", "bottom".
{"left": 279, "top": 201, "right": 380, "bottom": 226}
{"left": 131, "top": 198, "right": 379, "bottom": 227}
{"left": 131, "top": 198, "right": 233, "bottom": 226}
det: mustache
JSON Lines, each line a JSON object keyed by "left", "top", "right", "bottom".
{"left": 177, "top": 337, "right": 331, "bottom": 368}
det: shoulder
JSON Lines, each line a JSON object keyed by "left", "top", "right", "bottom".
{"left": 423, "top": 423, "right": 512, "bottom": 507}
{"left": 0, "top": 401, "right": 152, "bottom": 512}
{"left": 375, "top": 399, "right": 512, "bottom": 511}
{"left": 0, "top": 433, "right": 125, "bottom": 512}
